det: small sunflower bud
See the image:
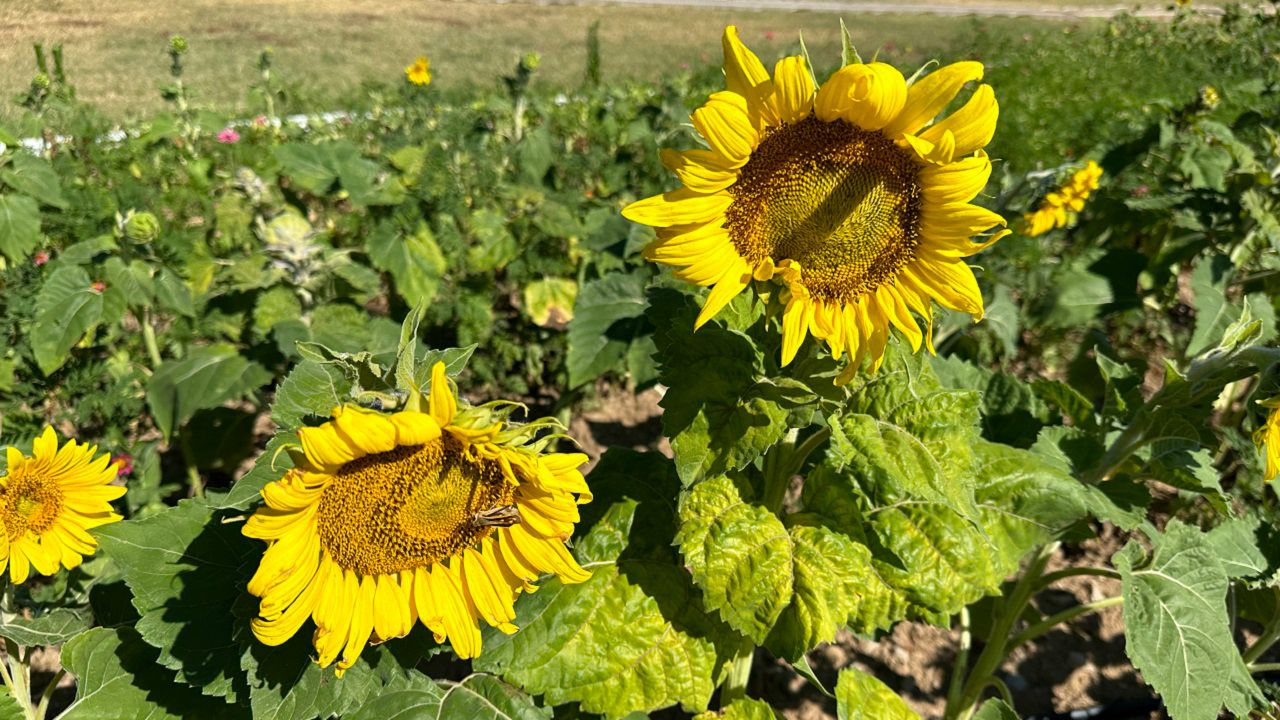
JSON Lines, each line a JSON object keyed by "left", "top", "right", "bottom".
{"left": 124, "top": 211, "right": 161, "bottom": 243}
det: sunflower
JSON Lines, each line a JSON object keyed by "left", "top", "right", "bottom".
{"left": 1024, "top": 160, "right": 1102, "bottom": 237}
{"left": 243, "top": 362, "right": 591, "bottom": 674}
{"left": 622, "top": 26, "right": 1006, "bottom": 377}
{"left": 0, "top": 427, "right": 126, "bottom": 584}
{"left": 405, "top": 56, "right": 432, "bottom": 86}
{"left": 1255, "top": 398, "right": 1280, "bottom": 482}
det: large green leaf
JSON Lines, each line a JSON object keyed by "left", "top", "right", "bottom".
{"left": 675, "top": 475, "right": 902, "bottom": 658}
{"left": 650, "top": 289, "right": 788, "bottom": 485}
{"left": 475, "top": 449, "right": 740, "bottom": 719}
{"left": 269, "top": 360, "right": 353, "bottom": 429}
{"left": 346, "top": 675, "right": 550, "bottom": 720}
{"left": 0, "top": 607, "right": 91, "bottom": 647}
{"left": 367, "top": 221, "right": 446, "bottom": 308}
{"left": 695, "top": 698, "right": 778, "bottom": 720}
{"left": 59, "top": 627, "right": 239, "bottom": 720}
{"left": 215, "top": 432, "right": 296, "bottom": 511}
{"left": 834, "top": 668, "right": 918, "bottom": 720}
{"left": 566, "top": 272, "right": 653, "bottom": 388}
{"left": 32, "top": 265, "right": 104, "bottom": 375}
{"left": 273, "top": 143, "right": 339, "bottom": 195}
{"left": 972, "top": 440, "right": 1088, "bottom": 575}
{"left": 95, "top": 499, "right": 257, "bottom": 703}
{"left": 146, "top": 345, "right": 271, "bottom": 438}
{"left": 1115, "top": 521, "right": 1265, "bottom": 720}
{"left": 0, "top": 193, "right": 41, "bottom": 262}
{"left": 0, "top": 153, "right": 67, "bottom": 209}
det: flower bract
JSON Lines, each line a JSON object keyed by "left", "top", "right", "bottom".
{"left": 244, "top": 362, "right": 591, "bottom": 673}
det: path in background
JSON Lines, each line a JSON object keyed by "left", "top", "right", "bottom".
{"left": 522, "top": 0, "right": 1244, "bottom": 19}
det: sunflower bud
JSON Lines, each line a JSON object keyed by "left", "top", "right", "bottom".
{"left": 123, "top": 211, "right": 161, "bottom": 244}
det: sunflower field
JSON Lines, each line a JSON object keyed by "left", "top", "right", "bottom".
{"left": 0, "top": 4, "right": 1279, "bottom": 719}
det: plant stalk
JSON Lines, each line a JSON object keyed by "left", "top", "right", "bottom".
{"left": 945, "top": 543, "right": 1058, "bottom": 720}
{"left": 720, "top": 645, "right": 754, "bottom": 705}
{"left": 140, "top": 309, "right": 163, "bottom": 369}
{"left": 181, "top": 431, "right": 203, "bottom": 498}
{"left": 1243, "top": 588, "right": 1280, "bottom": 665}
{"left": 1006, "top": 596, "right": 1124, "bottom": 651}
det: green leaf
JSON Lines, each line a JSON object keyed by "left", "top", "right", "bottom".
{"left": 367, "top": 221, "right": 446, "bottom": 308}
{"left": 270, "top": 360, "right": 354, "bottom": 429}
{"left": 676, "top": 476, "right": 792, "bottom": 642}
{"left": 522, "top": 277, "right": 577, "bottom": 327}
{"left": 103, "top": 257, "right": 156, "bottom": 310}
{"left": 972, "top": 699, "right": 1018, "bottom": 720}
{"left": 252, "top": 287, "right": 301, "bottom": 339}
{"left": 839, "top": 18, "right": 861, "bottom": 66}
{"left": 834, "top": 668, "right": 918, "bottom": 720}
{"left": 467, "top": 208, "right": 518, "bottom": 271}
{"left": 0, "top": 153, "right": 66, "bottom": 209}
{"left": 567, "top": 272, "right": 653, "bottom": 388}
{"left": 695, "top": 698, "right": 778, "bottom": 720}
{"left": 155, "top": 269, "right": 196, "bottom": 318}
{"left": 346, "top": 675, "right": 550, "bottom": 720}
{"left": 1040, "top": 266, "right": 1112, "bottom": 329}
{"left": 215, "top": 432, "right": 296, "bottom": 510}
{"left": 1205, "top": 517, "right": 1268, "bottom": 581}
{"left": 32, "top": 265, "right": 103, "bottom": 375}
{"left": 972, "top": 440, "right": 1088, "bottom": 575}
{"left": 0, "top": 687, "right": 23, "bottom": 720}
{"left": 274, "top": 143, "right": 339, "bottom": 194}
{"left": 650, "top": 289, "right": 787, "bottom": 485}
{"left": 95, "top": 499, "right": 257, "bottom": 703}
{"left": 0, "top": 607, "right": 91, "bottom": 646}
{"left": 0, "top": 193, "right": 41, "bottom": 262}
{"left": 1116, "top": 521, "right": 1265, "bottom": 720}
{"left": 146, "top": 345, "right": 271, "bottom": 439}
{"left": 475, "top": 449, "right": 739, "bottom": 719}
{"left": 60, "top": 627, "right": 239, "bottom": 719}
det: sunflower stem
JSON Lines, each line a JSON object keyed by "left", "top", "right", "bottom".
{"left": 720, "top": 644, "right": 754, "bottom": 705}
{"left": 180, "top": 431, "right": 203, "bottom": 498}
{"left": 33, "top": 667, "right": 61, "bottom": 720}
{"left": 2, "top": 639, "right": 34, "bottom": 720}
{"left": 1243, "top": 588, "right": 1280, "bottom": 665}
{"left": 140, "top": 309, "right": 163, "bottom": 370}
{"left": 944, "top": 542, "right": 1057, "bottom": 720}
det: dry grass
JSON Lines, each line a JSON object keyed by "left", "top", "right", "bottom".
{"left": 0, "top": 0, "right": 1055, "bottom": 121}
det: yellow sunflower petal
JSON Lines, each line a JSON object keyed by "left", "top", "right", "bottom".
{"left": 623, "top": 188, "right": 734, "bottom": 229}
{"left": 428, "top": 361, "right": 456, "bottom": 427}
{"left": 772, "top": 56, "right": 815, "bottom": 125}
{"left": 644, "top": 222, "right": 733, "bottom": 265}
{"left": 332, "top": 406, "right": 398, "bottom": 457}
{"left": 691, "top": 93, "right": 758, "bottom": 165}
{"left": 695, "top": 256, "right": 752, "bottom": 329}
{"left": 660, "top": 148, "right": 739, "bottom": 194}
{"left": 884, "top": 61, "right": 984, "bottom": 137}
{"left": 722, "top": 26, "right": 770, "bottom": 98}
{"left": 298, "top": 423, "right": 359, "bottom": 470}
{"left": 780, "top": 294, "right": 814, "bottom": 367}
{"left": 919, "top": 84, "right": 998, "bottom": 158}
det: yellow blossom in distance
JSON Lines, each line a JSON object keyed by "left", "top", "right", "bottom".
{"left": 1024, "top": 160, "right": 1103, "bottom": 237}
{"left": 405, "top": 56, "right": 432, "bottom": 86}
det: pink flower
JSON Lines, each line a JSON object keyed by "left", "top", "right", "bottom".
{"left": 1133, "top": 185, "right": 1150, "bottom": 197}
{"left": 90, "top": 281, "right": 106, "bottom": 293}
{"left": 253, "top": 115, "right": 268, "bottom": 127}
{"left": 765, "top": 31, "right": 776, "bottom": 41}
{"left": 217, "top": 128, "right": 241, "bottom": 144}
{"left": 114, "top": 454, "right": 134, "bottom": 477}
{"left": 33, "top": 250, "right": 49, "bottom": 266}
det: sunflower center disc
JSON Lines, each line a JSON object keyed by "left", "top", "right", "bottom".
{"left": 317, "top": 434, "right": 514, "bottom": 576}
{"left": 0, "top": 473, "right": 64, "bottom": 538}
{"left": 725, "top": 116, "right": 923, "bottom": 303}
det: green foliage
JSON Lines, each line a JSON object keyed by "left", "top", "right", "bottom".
{"left": 1116, "top": 521, "right": 1265, "bottom": 720}
{"left": 834, "top": 669, "right": 918, "bottom": 720}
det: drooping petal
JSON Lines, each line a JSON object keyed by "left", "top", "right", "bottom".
{"left": 919, "top": 84, "right": 998, "bottom": 158}
{"left": 883, "top": 61, "right": 984, "bottom": 137}
{"left": 772, "top": 56, "right": 815, "bottom": 125}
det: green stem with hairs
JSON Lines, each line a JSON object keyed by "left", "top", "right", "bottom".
{"left": 720, "top": 644, "right": 754, "bottom": 705}
{"left": 945, "top": 543, "right": 1058, "bottom": 720}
